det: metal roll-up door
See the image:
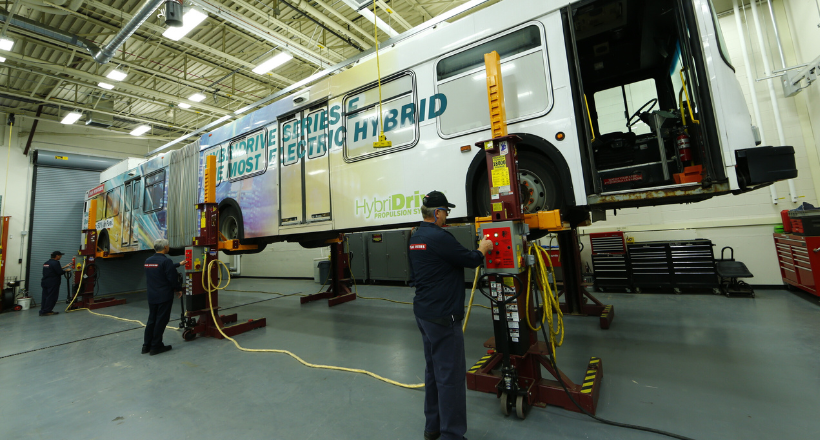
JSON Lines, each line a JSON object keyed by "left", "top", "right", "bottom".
{"left": 26, "top": 151, "right": 147, "bottom": 298}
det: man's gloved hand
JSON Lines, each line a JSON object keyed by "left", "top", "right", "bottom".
{"left": 478, "top": 237, "right": 493, "bottom": 255}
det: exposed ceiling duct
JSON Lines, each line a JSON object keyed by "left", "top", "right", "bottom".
{"left": 91, "top": 0, "right": 181, "bottom": 64}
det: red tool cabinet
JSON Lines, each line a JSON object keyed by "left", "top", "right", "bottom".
{"left": 774, "top": 233, "right": 820, "bottom": 297}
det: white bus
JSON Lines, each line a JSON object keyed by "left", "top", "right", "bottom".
{"left": 89, "top": 0, "right": 797, "bottom": 254}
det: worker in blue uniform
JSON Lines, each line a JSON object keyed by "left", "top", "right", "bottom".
{"left": 142, "top": 239, "right": 182, "bottom": 356}
{"left": 39, "top": 251, "right": 71, "bottom": 316}
{"left": 409, "top": 191, "right": 493, "bottom": 440}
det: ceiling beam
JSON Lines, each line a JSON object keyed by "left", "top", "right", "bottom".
{"left": 221, "top": 0, "right": 370, "bottom": 51}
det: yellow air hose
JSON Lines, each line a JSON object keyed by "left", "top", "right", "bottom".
{"left": 202, "top": 258, "right": 425, "bottom": 389}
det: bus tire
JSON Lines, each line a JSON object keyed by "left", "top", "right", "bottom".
{"left": 219, "top": 207, "right": 242, "bottom": 242}
{"left": 472, "top": 151, "right": 564, "bottom": 238}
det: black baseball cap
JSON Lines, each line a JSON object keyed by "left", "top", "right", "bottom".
{"left": 51, "top": 251, "right": 64, "bottom": 258}
{"left": 423, "top": 191, "right": 455, "bottom": 209}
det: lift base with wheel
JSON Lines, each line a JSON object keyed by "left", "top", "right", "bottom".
{"left": 300, "top": 235, "right": 356, "bottom": 307}
{"left": 182, "top": 307, "right": 267, "bottom": 341}
{"left": 467, "top": 341, "right": 603, "bottom": 416}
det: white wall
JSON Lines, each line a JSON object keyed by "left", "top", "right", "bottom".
{"left": 0, "top": 116, "right": 162, "bottom": 290}
{"left": 239, "top": 241, "right": 329, "bottom": 279}
{"left": 577, "top": 0, "right": 820, "bottom": 285}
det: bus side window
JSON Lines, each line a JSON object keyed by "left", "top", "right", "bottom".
{"left": 104, "top": 187, "right": 121, "bottom": 218}
{"left": 228, "top": 130, "right": 267, "bottom": 179}
{"left": 435, "top": 24, "right": 551, "bottom": 137}
{"left": 343, "top": 73, "right": 417, "bottom": 161}
{"left": 143, "top": 170, "right": 166, "bottom": 212}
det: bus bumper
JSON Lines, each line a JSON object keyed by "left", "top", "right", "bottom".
{"left": 735, "top": 146, "right": 797, "bottom": 186}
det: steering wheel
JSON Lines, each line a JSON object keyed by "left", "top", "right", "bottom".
{"left": 627, "top": 98, "right": 658, "bottom": 128}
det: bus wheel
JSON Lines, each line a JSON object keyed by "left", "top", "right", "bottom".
{"left": 219, "top": 207, "right": 241, "bottom": 241}
{"left": 473, "top": 152, "right": 563, "bottom": 216}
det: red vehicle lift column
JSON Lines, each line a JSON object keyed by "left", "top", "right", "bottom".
{"left": 300, "top": 235, "right": 356, "bottom": 307}
{"left": 179, "top": 155, "right": 266, "bottom": 341}
{"left": 465, "top": 51, "right": 608, "bottom": 419}
{"left": 68, "top": 199, "right": 126, "bottom": 310}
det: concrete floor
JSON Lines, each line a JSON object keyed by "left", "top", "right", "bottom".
{"left": 1, "top": 279, "right": 818, "bottom": 440}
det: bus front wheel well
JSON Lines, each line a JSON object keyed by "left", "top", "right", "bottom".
{"left": 465, "top": 133, "right": 576, "bottom": 219}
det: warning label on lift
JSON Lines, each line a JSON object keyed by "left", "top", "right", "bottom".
{"left": 491, "top": 156, "right": 510, "bottom": 188}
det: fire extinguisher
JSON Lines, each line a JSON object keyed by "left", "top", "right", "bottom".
{"left": 676, "top": 132, "right": 693, "bottom": 167}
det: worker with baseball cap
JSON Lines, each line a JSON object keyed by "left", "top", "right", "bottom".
{"left": 408, "top": 190, "right": 492, "bottom": 440}
{"left": 40, "top": 251, "right": 71, "bottom": 316}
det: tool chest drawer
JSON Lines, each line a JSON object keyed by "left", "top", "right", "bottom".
{"left": 590, "top": 232, "right": 632, "bottom": 292}
{"left": 773, "top": 233, "right": 820, "bottom": 296}
{"left": 627, "top": 239, "right": 717, "bottom": 292}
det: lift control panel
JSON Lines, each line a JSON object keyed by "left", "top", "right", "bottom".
{"left": 479, "top": 221, "right": 527, "bottom": 273}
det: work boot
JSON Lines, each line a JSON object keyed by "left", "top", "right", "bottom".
{"left": 423, "top": 432, "right": 440, "bottom": 440}
{"left": 149, "top": 345, "right": 172, "bottom": 356}
{"left": 141, "top": 345, "right": 150, "bottom": 354}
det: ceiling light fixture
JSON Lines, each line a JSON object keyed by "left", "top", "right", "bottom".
{"left": 178, "top": 102, "right": 192, "bottom": 109}
{"left": 162, "top": 6, "right": 208, "bottom": 41}
{"left": 0, "top": 56, "right": 6, "bottom": 63}
{"left": 188, "top": 92, "right": 206, "bottom": 102}
{"left": 252, "top": 52, "right": 293, "bottom": 75}
{"left": 98, "top": 82, "right": 115, "bottom": 90}
{"left": 106, "top": 68, "right": 127, "bottom": 81}
{"left": 61, "top": 111, "right": 82, "bottom": 125}
{"left": 130, "top": 125, "right": 151, "bottom": 136}
{"left": 0, "top": 37, "right": 14, "bottom": 51}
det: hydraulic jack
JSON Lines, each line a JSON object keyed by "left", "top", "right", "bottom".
{"left": 67, "top": 199, "right": 125, "bottom": 310}
{"left": 300, "top": 234, "right": 356, "bottom": 307}
{"left": 465, "top": 51, "right": 608, "bottom": 418}
{"left": 179, "top": 155, "right": 266, "bottom": 341}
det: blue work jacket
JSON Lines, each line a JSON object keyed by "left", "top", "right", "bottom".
{"left": 144, "top": 253, "right": 182, "bottom": 304}
{"left": 41, "top": 259, "right": 65, "bottom": 287}
{"left": 408, "top": 221, "right": 484, "bottom": 323}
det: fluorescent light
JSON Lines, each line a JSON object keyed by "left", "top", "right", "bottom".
{"left": 0, "top": 57, "right": 5, "bottom": 62}
{"left": 61, "top": 112, "right": 82, "bottom": 125}
{"left": 130, "top": 125, "right": 151, "bottom": 136}
{"left": 178, "top": 102, "right": 191, "bottom": 109}
{"left": 188, "top": 92, "right": 206, "bottom": 102}
{"left": 162, "top": 7, "right": 208, "bottom": 41}
{"left": 252, "top": 52, "right": 293, "bottom": 75}
{"left": 106, "top": 69, "right": 127, "bottom": 81}
{"left": 358, "top": 8, "right": 399, "bottom": 38}
{"left": 215, "top": 115, "right": 230, "bottom": 124}
{"left": 0, "top": 37, "right": 13, "bottom": 51}
{"left": 98, "top": 82, "right": 115, "bottom": 90}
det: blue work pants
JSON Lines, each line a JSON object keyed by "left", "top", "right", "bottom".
{"left": 415, "top": 316, "right": 467, "bottom": 440}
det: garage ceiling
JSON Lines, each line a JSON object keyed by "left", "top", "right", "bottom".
{"left": 0, "top": 0, "right": 489, "bottom": 142}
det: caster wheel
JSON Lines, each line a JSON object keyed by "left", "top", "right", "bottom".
{"left": 13, "top": 304, "right": 23, "bottom": 311}
{"left": 713, "top": 288, "right": 721, "bottom": 295}
{"left": 515, "top": 395, "right": 527, "bottom": 420}
{"left": 625, "top": 288, "right": 632, "bottom": 293}
{"left": 674, "top": 288, "right": 681, "bottom": 294}
{"left": 182, "top": 330, "right": 196, "bottom": 341}
{"left": 500, "top": 392, "right": 511, "bottom": 417}
{"left": 634, "top": 288, "right": 641, "bottom": 294}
